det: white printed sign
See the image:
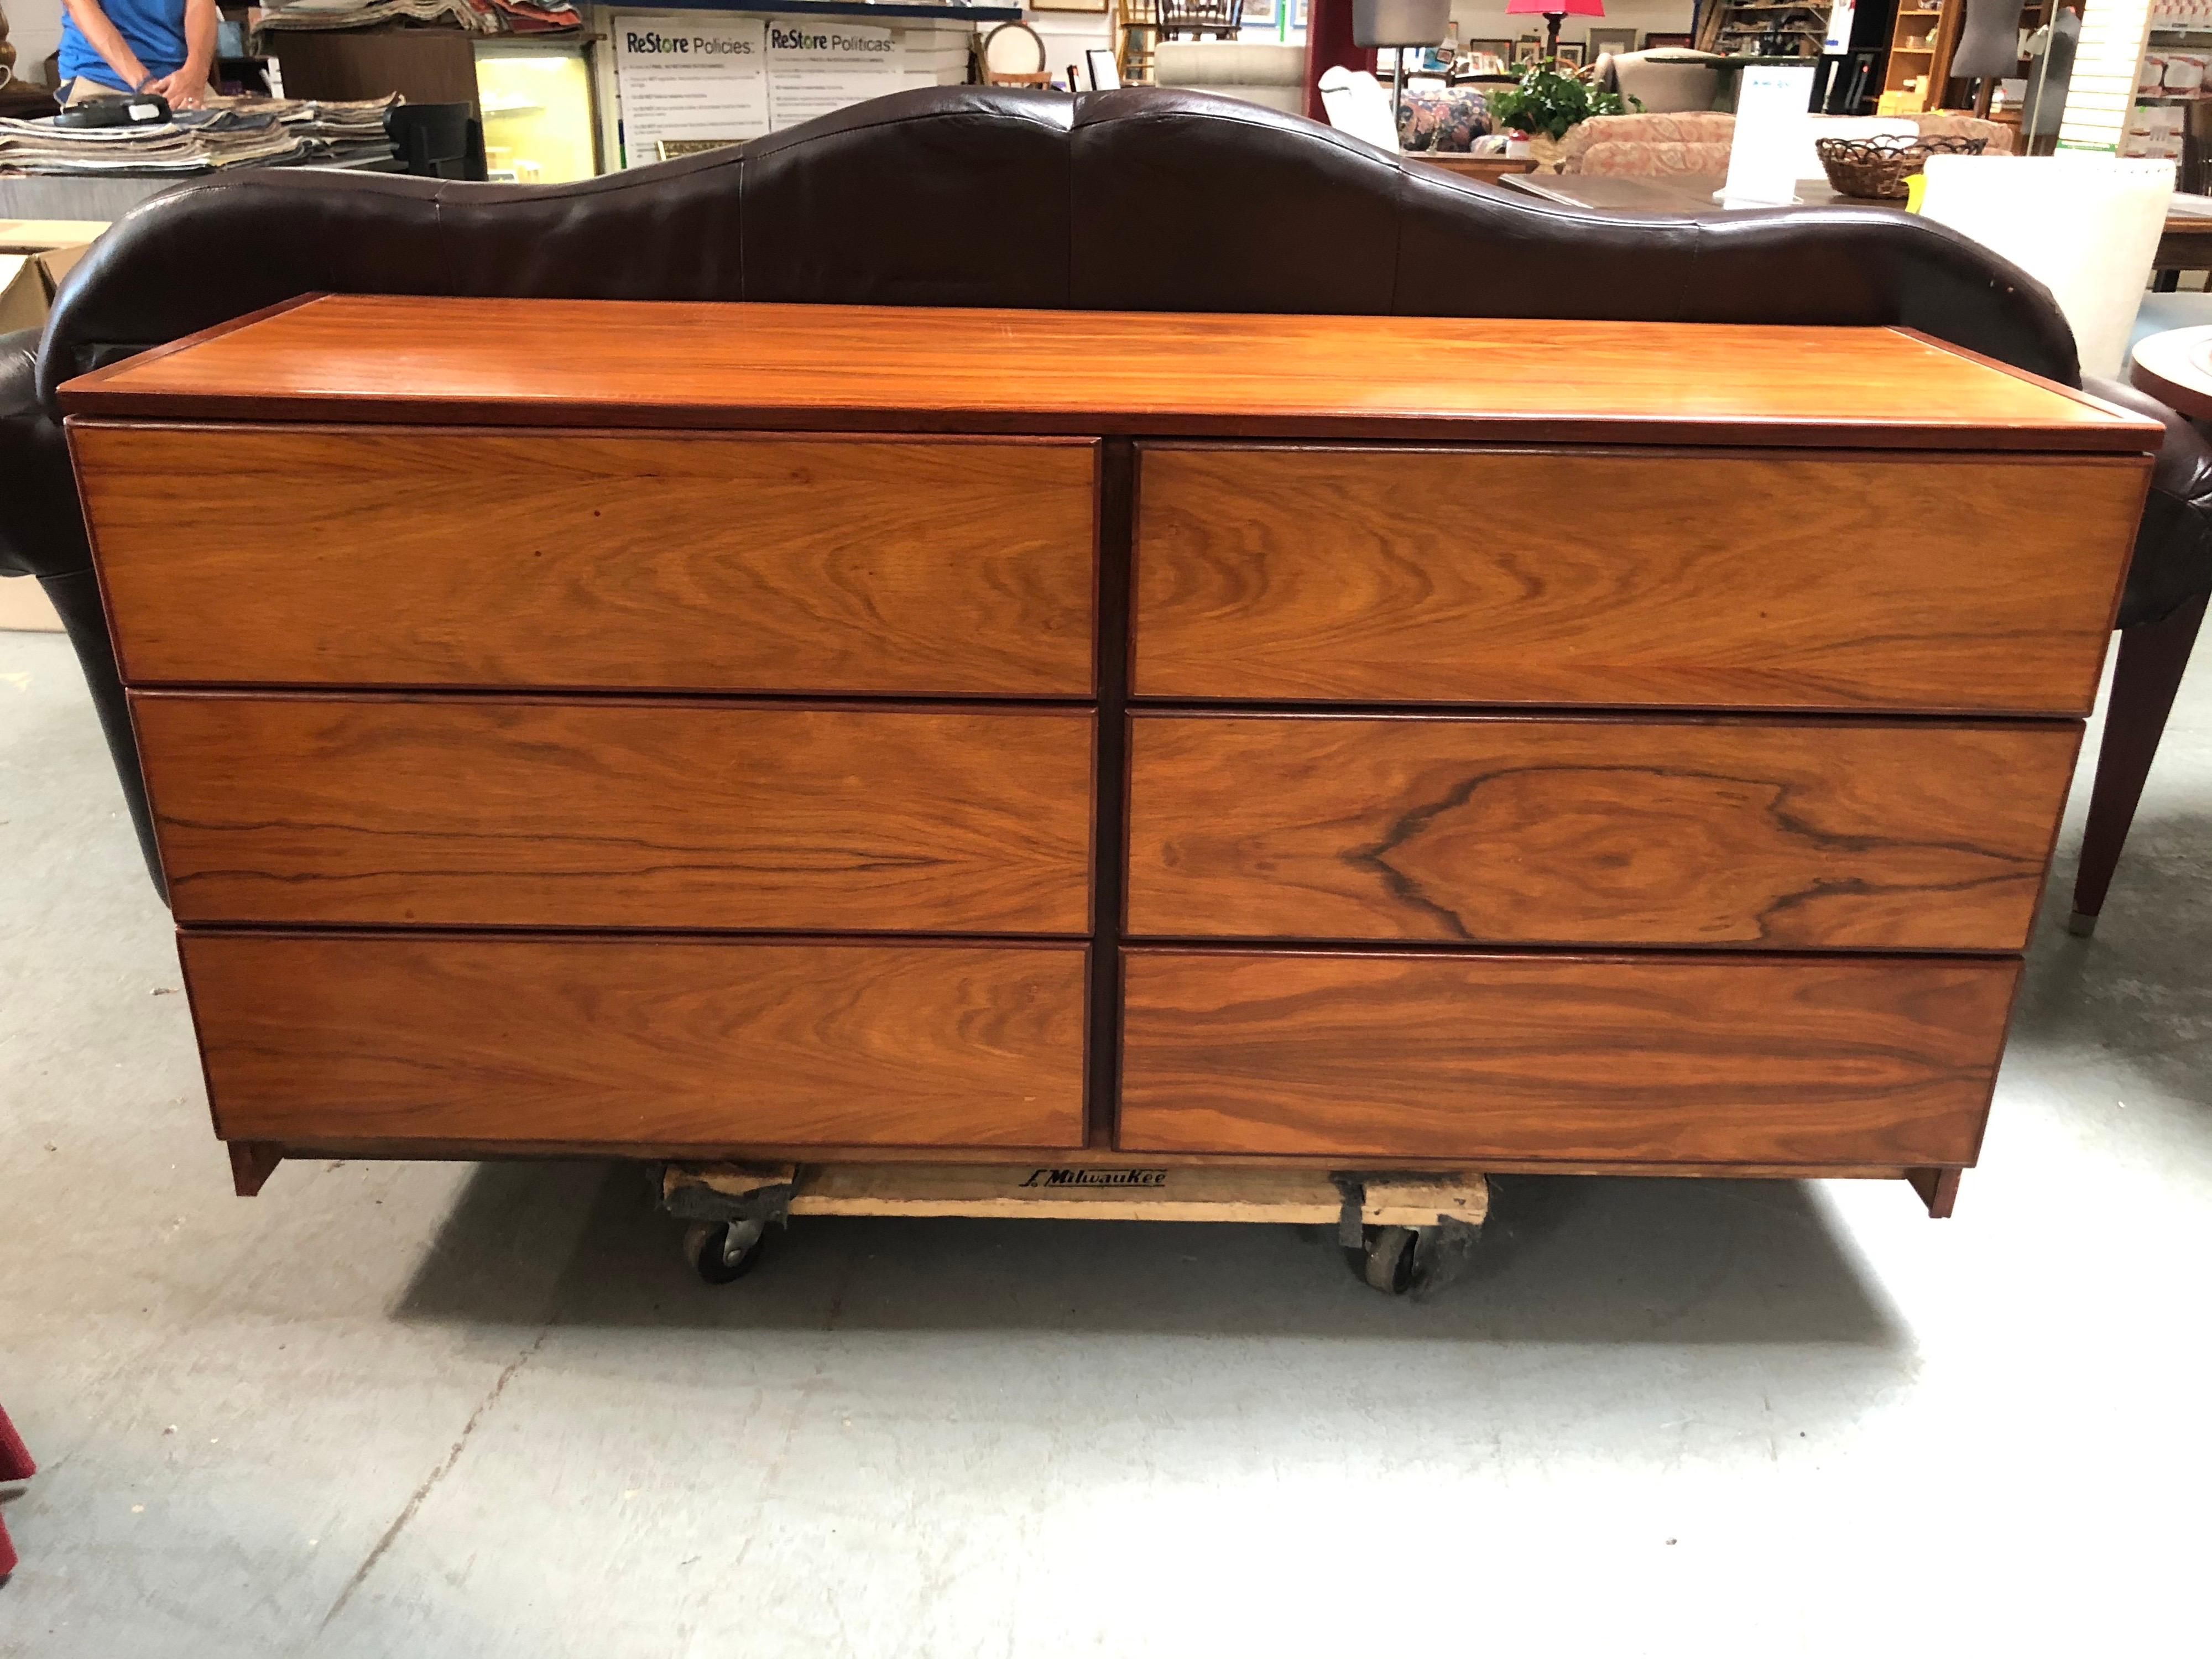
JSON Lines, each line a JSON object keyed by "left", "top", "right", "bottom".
{"left": 766, "top": 20, "right": 905, "bottom": 129}
{"left": 614, "top": 13, "right": 908, "bottom": 166}
{"left": 614, "top": 16, "right": 771, "bottom": 160}
{"left": 1721, "top": 64, "right": 1818, "bottom": 207}
{"left": 1823, "top": 0, "right": 1856, "bottom": 53}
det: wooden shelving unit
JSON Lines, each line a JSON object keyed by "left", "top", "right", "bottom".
{"left": 1879, "top": 2, "right": 1953, "bottom": 109}
{"left": 1695, "top": 0, "right": 1834, "bottom": 59}
{"left": 1879, "top": 0, "right": 2047, "bottom": 117}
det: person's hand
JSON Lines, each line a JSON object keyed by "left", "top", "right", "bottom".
{"left": 142, "top": 69, "right": 209, "bottom": 109}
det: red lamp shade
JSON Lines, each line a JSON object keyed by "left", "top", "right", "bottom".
{"left": 1504, "top": 0, "right": 1605, "bottom": 13}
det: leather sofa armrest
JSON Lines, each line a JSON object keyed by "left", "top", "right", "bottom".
{"left": 0, "top": 326, "right": 93, "bottom": 581}
{"left": 2, "top": 324, "right": 165, "bottom": 895}
{"left": 2083, "top": 373, "right": 2212, "bottom": 630}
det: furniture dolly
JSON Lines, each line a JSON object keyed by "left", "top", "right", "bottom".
{"left": 661, "top": 1164, "right": 1493, "bottom": 1293}
{"left": 58, "top": 295, "right": 2155, "bottom": 1296}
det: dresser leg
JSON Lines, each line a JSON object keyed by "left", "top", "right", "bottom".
{"left": 1907, "top": 1166, "right": 1961, "bottom": 1219}
{"left": 227, "top": 1140, "right": 283, "bottom": 1198}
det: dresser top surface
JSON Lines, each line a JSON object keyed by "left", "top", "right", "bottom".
{"left": 59, "top": 294, "right": 2159, "bottom": 452}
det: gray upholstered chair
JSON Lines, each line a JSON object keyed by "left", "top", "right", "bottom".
{"left": 1592, "top": 49, "right": 1725, "bottom": 114}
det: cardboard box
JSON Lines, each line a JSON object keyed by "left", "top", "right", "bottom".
{"left": 0, "top": 223, "right": 102, "bottom": 632}
{"left": 0, "top": 577, "right": 66, "bottom": 633}
{"left": 0, "top": 220, "right": 106, "bottom": 335}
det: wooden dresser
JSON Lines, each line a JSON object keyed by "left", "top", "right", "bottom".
{"left": 60, "top": 296, "right": 2157, "bottom": 1204}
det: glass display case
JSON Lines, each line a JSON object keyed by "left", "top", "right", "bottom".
{"left": 474, "top": 39, "right": 600, "bottom": 182}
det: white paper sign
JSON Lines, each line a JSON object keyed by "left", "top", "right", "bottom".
{"left": 614, "top": 15, "right": 771, "bottom": 162}
{"left": 1721, "top": 65, "right": 1818, "bottom": 207}
{"left": 1823, "top": 0, "right": 1856, "bottom": 53}
{"left": 765, "top": 19, "right": 905, "bottom": 129}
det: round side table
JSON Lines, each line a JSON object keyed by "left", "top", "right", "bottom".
{"left": 2130, "top": 324, "right": 2212, "bottom": 421}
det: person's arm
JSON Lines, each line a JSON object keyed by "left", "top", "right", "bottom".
{"left": 59, "top": 0, "right": 154, "bottom": 95}
{"left": 143, "top": 0, "right": 218, "bottom": 108}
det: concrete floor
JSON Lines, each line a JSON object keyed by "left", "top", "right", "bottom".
{"left": 1, "top": 625, "right": 2208, "bottom": 1658}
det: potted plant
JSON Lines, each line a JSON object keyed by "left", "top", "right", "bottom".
{"left": 1486, "top": 64, "right": 1636, "bottom": 172}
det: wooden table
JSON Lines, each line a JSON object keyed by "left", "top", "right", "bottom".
{"left": 60, "top": 298, "right": 2155, "bottom": 1215}
{"left": 1410, "top": 153, "right": 1535, "bottom": 185}
{"left": 2131, "top": 322, "right": 2212, "bottom": 420}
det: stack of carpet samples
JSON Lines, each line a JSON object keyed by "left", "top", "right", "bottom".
{"left": 259, "top": 0, "right": 582, "bottom": 33}
{"left": 0, "top": 96, "right": 401, "bottom": 176}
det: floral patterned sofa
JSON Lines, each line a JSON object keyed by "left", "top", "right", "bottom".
{"left": 1394, "top": 88, "right": 1495, "bottom": 153}
{"left": 1559, "top": 111, "right": 2013, "bottom": 176}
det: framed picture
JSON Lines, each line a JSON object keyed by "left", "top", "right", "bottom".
{"left": 1464, "top": 35, "right": 1515, "bottom": 73}
{"left": 1511, "top": 34, "right": 1545, "bottom": 65}
{"left": 1587, "top": 26, "right": 1636, "bottom": 58}
{"left": 1641, "top": 31, "right": 1694, "bottom": 50}
{"left": 1554, "top": 41, "right": 1587, "bottom": 66}
{"left": 1243, "top": 0, "right": 1277, "bottom": 24}
{"left": 1028, "top": 0, "right": 1108, "bottom": 12}
{"left": 1293, "top": 0, "right": 1308, "bottom": 29}
{"left": 1084, "top": 46, "right": 1121, "bottom": 89}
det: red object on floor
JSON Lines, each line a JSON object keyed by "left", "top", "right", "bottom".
{"left": 0, "top": 1402, "right": 34, "bottom": 1577}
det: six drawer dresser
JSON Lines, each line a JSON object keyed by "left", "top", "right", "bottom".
{"left": 60, "top": 296, "right": 2158, "bottom": 1207}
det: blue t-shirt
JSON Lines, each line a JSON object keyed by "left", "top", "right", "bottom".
{"left": 59, "top": 0, "right": 187, "bottom": 92}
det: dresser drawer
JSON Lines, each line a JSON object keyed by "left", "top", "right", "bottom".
{"left": 1119, "top": 950, "right": 2015, "bottom": 1165}
{"left": 1126, "top": 713, "right": 2078, "bottom": 950}
{"left": 137, "top": 695, "right": 1093, "bottom": 932}
{"left": 76, "top": 425, "right": 1097, "bottom": 695}
{"left": 1133, "top": 445, "right": 2142, "bottom": 713}
{"left": 182, "top": 933, "right": 1088, "bottom": 1150}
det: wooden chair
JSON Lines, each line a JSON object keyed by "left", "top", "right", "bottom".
{"left": 978, "top": 23, "right": 1054, "bottom": 87}
{"left": 1116, "top": 0, "right": 1161, "bottom": 84}
{"left": 1156, "top": 0, "right": 1244, "bottom": 42}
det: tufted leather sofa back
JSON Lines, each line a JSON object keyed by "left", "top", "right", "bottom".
{"left": 37, "top": 83, "right": 2079, "bottom": 409}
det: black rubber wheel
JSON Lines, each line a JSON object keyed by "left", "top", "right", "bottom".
{"left": 1352, "top": 1225, "right": 1418, "bottom": 1295}
{"left": 685, "top": 1220, "right": 765, "bottom": 1285}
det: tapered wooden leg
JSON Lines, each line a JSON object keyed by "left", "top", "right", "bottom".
{"left": 227, "top": 1140, "right": 282, "bottom": 1198}
{"left": 1907, "top": 1167, "right": 1961, "bottom": 1219}
{"left": 2070, "top": 594, "right": 2208, "bottom": 936}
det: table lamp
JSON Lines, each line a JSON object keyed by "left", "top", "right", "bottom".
{"left": 1354, "top": 0, "right": 1451, "bottom": 128}
{"left": 1918, "top": 154, "right": 2173, "bottom": 378}
{"left": 1504, "top": 0, "right": 1606, "bottom": 68}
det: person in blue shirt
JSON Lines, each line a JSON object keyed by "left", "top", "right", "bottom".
{"left": 58, "top": 0, "right": 216, "bottom": 108}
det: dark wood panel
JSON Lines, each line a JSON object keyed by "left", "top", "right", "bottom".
{"left": 58, "top": 296, "right": 2159, "bottom": 451}
{"left": 1119, "top": 950, "right": 2016, "bottom": 1165}
{"left": 1132, "top": 447, "right": 2143, "bottom": 714}
{"left": 75, "top": 425, "right": 1097, "bottom": 693}
{"left": 1126, "top": 714, "right": 2079, "bottom": 950}
{"left": 135, "top": 696, "right": 1093, "bottom": 932}
{"left": 225, "top": 1131, "right": 1934, "bottom": 1178}
{"left": 182, "top": 933, "right": 1088, "bottom": 1149}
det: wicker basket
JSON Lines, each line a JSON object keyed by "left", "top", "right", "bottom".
{"left": 1814, "top": 134, "right": 1986, "bottom": 201}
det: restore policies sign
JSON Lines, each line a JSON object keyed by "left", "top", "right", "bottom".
{"left": 613, "top": 17, "right": 772, "bottom": 160}
{"left": 765, "top": 20, "right": 904, "bottom": 129}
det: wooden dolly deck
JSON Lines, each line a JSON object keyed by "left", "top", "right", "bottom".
{"left": 661, "top": 1162, "right": 1493, "bottom": 1295}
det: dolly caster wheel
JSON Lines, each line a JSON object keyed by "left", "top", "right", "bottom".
{"left": 1349, "top": 1224, "right": 1419, "bottom": 1295}
{"left": 685, "top": 1219, "right": 766, "bottom": 1285}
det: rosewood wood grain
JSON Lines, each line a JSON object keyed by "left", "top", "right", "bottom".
{"left": 1131, "top": 446, "right": 2145, "bottom": 714}
{"left": 74, "top": 425, "right": 1097, "bottom": 694}
{"left": 134, "top": 695, "right": 1094, "bottom": 932}
{"left": 57, "top": 296, "right": 2161, "bottom": 452}
{"left": 1118, "top": 950, "right": 2017, "bottom": 1165}
{"left": 181, "top": 933, "right": 1089, "bottom": 1149}
{"left": 1125, "top": 714, "right": 2080, "bottom": 950}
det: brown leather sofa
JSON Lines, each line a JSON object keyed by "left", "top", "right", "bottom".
{"left": 4, "top": 86, "right": 2208, "bottom": 929}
